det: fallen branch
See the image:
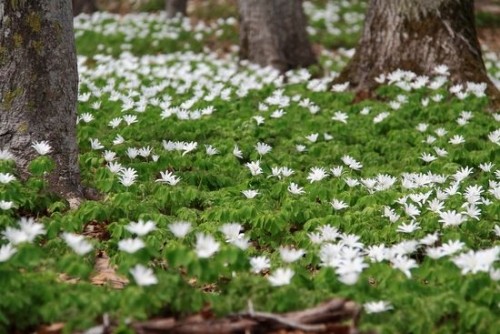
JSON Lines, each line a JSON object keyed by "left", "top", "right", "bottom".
{"left": 133, "top": 298, "right": 360, "bottom": 334}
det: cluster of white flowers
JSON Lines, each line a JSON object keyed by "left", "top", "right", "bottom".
{"left": 6, "top": 8, "right": 492, "bottom": 302}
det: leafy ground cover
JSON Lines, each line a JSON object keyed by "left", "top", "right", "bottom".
{"left": 1, "top": 1, "right": 500, "bottom": 333}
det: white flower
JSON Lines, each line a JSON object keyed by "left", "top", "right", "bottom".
{"left": 107, "top": 162, "right": 124, "bottom": 174}
{"left": 396, "top": 221, "right": 421, "bottom": 233}
{"left": 233, "top": 145, "right": 243, "bottom": 159}
{"left": 220, "top": 223, "right": 243, "bottom": 244}
{"left": 0, "top": 149, "right": 15, "bottom": 160}
{"left": 490, "top": 268, "right": 500, "bottom": 281}
{"left": 493, "top": 225, "right": 500, "bottom": 237}
{"left": 103, "top": 150, "right": 116, "bottom": 162}
{"left": 424, "top": 135, "right": 436, "bottom": 144}
{"left": 61, "top": 232, "right": 93, "bottom": 255}
{"left": 89, "top": 138, "right": 104, "bottom": 150}
{"left": 268, "top": 268, "right": 294, "bottom": 286}
{"left": 330, "top": 199, "right": 349, "bottom": 211}
{"left": 433, "top": 147, "right": 448, "bottom": 157}
{"left": 305, "top": 133, "right": 319, "bottom": 143}
{"left": 373, "top": 112, "right": 390, "bottom": 123}
{"left": 416, "top": 123, "right": 428, "bottom": 132}
{"left": 255, "top": 142, "right": 272, "bottom": 155}
{"left": 308, "top": 232, "right": 323, "bottom": 244}
{"left": 403, "top": 203, "right": 420, "bottom": 218}
{"left": 296, "top": 144, "right": 307, "bottom": 152}
{"left": 0, "top": 173, "right": 15, "bottom": 184}
{"left": 205, "top": 145, "right": 219, "bottom": 156}
{"left": 156, "top": 170, "right": 180, "bottom": 186}
{"left": 383, "top": 206, "right": 400, "bottom": 223}
{"left": 79, "top": 112, "right": 94, "bottom": 123}
{"left": 279, "top": 246, "right": 305, "bottom": 263}
{"left": 108, "top": 117, "right": 122, "bottom": 128}
{"left": 242, "top": 189, "right": 259, "bottom": 199}
{"left": 125, "top": 220, "right": 156, "bottom": 236}
{"left": 341, "top": 155, "right": 362, "bottom": 170}
{"left": 31, "top": 141, "right": 52, "bottom": 155}
{"left": 130, "top": 264, "right": 157, "bottom": 286}
{"left": 360, "top": 107, "right": 371, "bottom": 115}
{"left": 452, "top": 247, "right": 499, "bottom": 275}
{"left": 270, "top": 109, "right": 286, "bottom": 118}
{"left": 319, "top": 225, "right": 340, "bottom": 241}
{"left": 127, "top": 147, "right": 139, "bottom": 159}
{"left": 366, "top": 245, "right": 388, "bottom": 262}
{"left": 364, "top": 301, "right": 393, "bottom": 314}
{"left": 195, "top": 233, "right": 220, "bottom": 258}
{"left": 434, "top": 128, "right": 448, "bottom": 137}
{"left": 245, "top": 161, "right": 263, "bottom": 176}
{"left": 487, "top": 129, "right": 500, "bottom": 145}
{"left": 434, "top": 64, "right": 449, "bottom": 76}
{"left": 330, "top": 166, "right": 344, "bottom": 177}
{"left": 449, "top": 135, "right": 465, "bottom": 145}
{"left": 123, "top": 114, "right": 138, "bottom": 125}
{"left": 439, "top": 210, "right": 466, "bottom": 227}
{"left": 288, "top": 182, "right": 305, "bottom": 195}
{"left": 391, "top": 255, "right": 417, "bottom": 278}
{"left": 0, "top": 200, "right": 14, "bottom": 210}
{"left": 479, "top": 162, "right": 494, "bottom": 172}
{"left": 374, "top": 74, "right": 386, "bottom": 84}
{"left": 138, "top": 146, "right": 152, "bottom": 158}
{"left": 168, "top": 221, "right": 192, "bottom": 238}
{"left": 3, "top": 217, "right": 45, "bottom": 245}
{"left": 420, "top": 153, "right": 437, "bottom": 163}
{"left": 0, "top": 244, "right": 16, "bottom": 262}
{"left": 118, "top": 238, "right": 145, "bottom": 253}
{"left": 250, "top": 256, "right": 270, "bottom": 273}
{"left": 345, "top": 177, "right": 360, "bottom": 187}
{"left": 181, "top": 141, "right": 198, "bottom": 155}
{"left": 331, "top": 82, "right": 349, "bottom": 92}
{"left": 3, "top": 227, "right": 30, "bottom": 245}
{"left": 19, "top": 217, "right": 46, "bottom": 240}
{"left": 307, "top": 167, "right": 328, "bottom": 183}
{"left": 119, "top": 167, "right": 137, "bottom": 187}
{"left": 253, "top": 116, "right": 265, "bottom": 125}
{"left": 332, "top": 111, "right": 348, "bottom": 123}
{"left": 113, "top": 134, "right": 125, "bottom": 145}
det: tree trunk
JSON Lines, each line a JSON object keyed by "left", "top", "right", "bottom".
{"left": 337, "top": 0, "right": 500, "bottom": 103}
{"left": 238, "top": 0, "right": 317, "bottom": 73}
{"left": 72, "top": 0, "right": 97, "bottom": 16}
{"left": 166, "top": 0, "right": 188, "bottom": 18}
{"left": 0, "top": 1, "right": 82, "bottom": 198}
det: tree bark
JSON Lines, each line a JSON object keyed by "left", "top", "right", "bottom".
{"left": 72, "top": 0, "right": 97, "bottom": 16}
{"left": 166, "top": 0, "right": 188, "bottom": 18}
{"left": 337, "top": 0, "right": 500, "bottom": 104}
{"left": 0, "top": 0, "right": 82, "bottom": 197}
{"left": 238, "top": 0, "right": 317, "bottom": 73}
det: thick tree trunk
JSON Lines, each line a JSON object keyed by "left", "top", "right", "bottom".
{"left": 166, "top": 0, "right": 188, "bottom": 18}
{"left": 238, "top": 0, "right": 317, "bottom": 73}
{"left": 337, "top": 0, "right": 500, "bottom": 104}
{"left": 72, "top": 0, "right": 97, "bottom": 16}
{"left": 0, "top": 1, "right": 82, "bottom": 198}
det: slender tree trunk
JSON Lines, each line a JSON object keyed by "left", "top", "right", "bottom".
{"left": 337, "top": 0, "right": 499, "bottom": 104}
{"left": 238, "top": 0, "right": 317, "bottom": 73}
{"left": 166, "top": 0, "right": 188, "bottom": 18}
{"left": 0, "top": 1, "right": 82, "bottom": 198}
{"left": 72, "top": 0, "right": 97, "bottom": 16}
